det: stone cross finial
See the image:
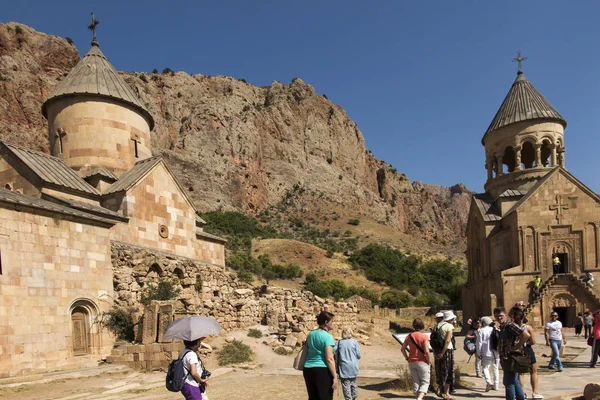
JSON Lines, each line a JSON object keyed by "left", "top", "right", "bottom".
{"left": 88, "top": 12, "right": 100, "bottom": 45}
{"left": 512, "top": 50, "right": 527, "bottom": 73}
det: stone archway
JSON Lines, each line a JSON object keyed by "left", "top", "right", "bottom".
{"left": 550, "top": 293, "right": 577, "bottom": 327}
{"left": 69, "top": 299, "right": 99, "bottom": 356}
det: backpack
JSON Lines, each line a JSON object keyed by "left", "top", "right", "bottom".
{"left": 429, "top": 323, "right": 447, "bottom": 353}
{"left": 490, "top": 327, "right": 500, "bottom": 352}
{"left": 463, "top": 339, "right": 476, "bottom": 356}
{"left": 166, "top": 349, "right": 192, "bottom": 392}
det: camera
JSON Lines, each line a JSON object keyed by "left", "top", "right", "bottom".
{"left": 201, "top": 369, "right": 211, "bottom": 380}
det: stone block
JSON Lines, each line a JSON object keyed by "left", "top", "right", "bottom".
{"left": 284, "top": 335, "right": 297, "bottom": 348}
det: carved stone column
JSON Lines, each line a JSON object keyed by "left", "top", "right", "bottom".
{"left": 514, "top": 146, "right": 522, "bottom": 171}
{"left": 558, "top": 148, "right": 565, "bottom": 167}
{"left": 486, "top": 158, "right": 493, "bottom": 180}
{"left": 534, "top": 144, "right": 542, "bottom": 167}
{"left": 496, "top": 155, "right": 503, "bottom": 176}
{"left": 550, "top": 144, "right": 557, "bottom": 167}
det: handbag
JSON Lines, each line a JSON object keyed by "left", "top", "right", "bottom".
{"left": 588, "top": 336, "right": 594, "bottom": 347}
{"left": 507, "top": 351, "right": 531, "bottom": 374}
{"left": 293, "top": 342, "right": 308, "bottom": 370}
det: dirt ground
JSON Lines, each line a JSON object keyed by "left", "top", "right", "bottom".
{"left": 0, "top": 326, "right": 588, "bottom": 400}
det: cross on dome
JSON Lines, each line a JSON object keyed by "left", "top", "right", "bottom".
{"left": 88, "top": 12, "right": 100, "bottom": 46}
{"left": 512, "top": 50, "right": 527, "bottom": 73}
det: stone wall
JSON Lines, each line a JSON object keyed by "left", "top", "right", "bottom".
{"left": 0, "top": 207, "right": 115, "bottom": 378}
{"left": 111, "top": 242, "right": 359, "bottom": 337}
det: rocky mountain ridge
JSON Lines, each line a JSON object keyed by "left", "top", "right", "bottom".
{"left": 0, "top": 22, "right": 471, "bottom": 255}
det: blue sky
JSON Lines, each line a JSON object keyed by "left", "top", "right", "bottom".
{"left": 4, "top": 1, "right": 600, "bottom": 192}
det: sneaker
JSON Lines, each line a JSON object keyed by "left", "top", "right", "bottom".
{"left": 557, "top": 367, "right": 563, "bottom": 372}
{"left": 532, "top": 393, "right": 544, "bottom": 399}
{"left": 547, "top": 366, "right": 556, "bottom": 370}
{"left": 493, "top": 386, "right": 499, "bottom": 391}
{"left": 485, "top": 384, "right": 493, "bottom": 392}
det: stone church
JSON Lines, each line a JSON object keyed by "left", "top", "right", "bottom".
{"left": 0, "top": 36, "right": 226, "bottom": 377}
{"left": 463, "top": 60, "right": 600, "bottom": 327}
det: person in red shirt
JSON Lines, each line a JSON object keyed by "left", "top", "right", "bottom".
{"left": 401, "top": 318, "right": 432, "bottom": 400}
{"left": 590, "top": 310, "right": 600, "bottom": 368}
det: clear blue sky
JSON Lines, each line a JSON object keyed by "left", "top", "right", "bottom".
{"left": 4, "top": 1, "right": 600, "bottom": 192}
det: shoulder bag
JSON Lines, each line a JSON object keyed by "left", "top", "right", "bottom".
{"left": 293, "top": 341, "right": 308, "bottom": 370}
{"left": 507, "top": 350, "right": 531, "bottom": 374}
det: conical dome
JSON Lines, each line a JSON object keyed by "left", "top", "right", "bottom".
{"left": 42, "top": 42, "right": 154, "bottom": 129}
{"left": 482, "top": 72, "right": 565, "bottom": 144}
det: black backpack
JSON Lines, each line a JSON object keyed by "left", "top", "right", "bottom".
{"left": 429, "top": 323, "right": 447, "bottom": 353}
{"left": 166, "top": 349, "right": 192, "bottom": 392}
{"left": 490, "top": 327, "right": 500, "bottom": 352}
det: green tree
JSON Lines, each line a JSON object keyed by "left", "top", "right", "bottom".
{"left": 380, "top": 290, "right": 412, "bottom": 309}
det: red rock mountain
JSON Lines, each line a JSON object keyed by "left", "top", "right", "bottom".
{"left": 0, "top": 23, "right": 471, "bottom": 255}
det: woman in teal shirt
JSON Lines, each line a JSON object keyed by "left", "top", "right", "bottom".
{"left": 303, "top": 311, "right": 337, "bottom": 400}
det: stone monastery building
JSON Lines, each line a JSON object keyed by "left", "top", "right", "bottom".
{"left": 463, "top": 60, "right": 600, "bottom": 327}
{"left": 0, "top": 37, "right": 226, "bottom": 377}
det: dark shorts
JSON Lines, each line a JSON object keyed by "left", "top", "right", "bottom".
{"left": 525, "top": 345, "right": 536, "bottom": 365}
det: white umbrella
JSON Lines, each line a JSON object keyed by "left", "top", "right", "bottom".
{"left": 163, "top": 316, "right": 221, "bottom": 341}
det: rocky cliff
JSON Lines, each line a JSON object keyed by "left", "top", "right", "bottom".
{"left": 0, "top": 23, "right": 471, "bottom": 253}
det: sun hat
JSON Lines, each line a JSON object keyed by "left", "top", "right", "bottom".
{"left": 443, "top": 311, "right": 457, "bottom": 321}
{"left": 481, "top": 316, "right": 493, "bottom": 327}
{"left": 435, "top": 312, "right": 444, "bottom": 318}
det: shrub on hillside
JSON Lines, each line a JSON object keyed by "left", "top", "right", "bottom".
{"left": 247, "top": 329, "right": 263, "bottom": 338}
{"left": 380, "top": 290, "right": 412, "bottom": 309}
{"left": 348, "top": 219, "right": 360, "bottom": 226}
{"left": 217, "top": 340, "right": 253, "bottom": 365}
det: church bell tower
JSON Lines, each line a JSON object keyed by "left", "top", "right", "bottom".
{"left": 482, "top": 51, "right": 567, "bottom": 199}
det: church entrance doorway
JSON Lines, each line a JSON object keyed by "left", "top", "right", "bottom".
{"left": 71, "top": 306, "right": 89, "bottom": 355}
{"left": 553, "top": 307, "right": 572, "bottom": 327}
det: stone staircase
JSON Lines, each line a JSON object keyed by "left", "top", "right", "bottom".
{"left": 524, "top": 273, "right": 600, "bottom": 316}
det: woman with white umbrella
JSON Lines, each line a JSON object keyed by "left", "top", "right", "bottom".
{"left": 164, "top": 316, "right": 221, "bottom": 400}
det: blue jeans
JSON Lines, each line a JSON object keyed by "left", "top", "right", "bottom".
{"left": 549, "top": 339, "right": 563, "bottom": 369}
{"left": 501, "top": 360, "right": 525, "bottom": 400}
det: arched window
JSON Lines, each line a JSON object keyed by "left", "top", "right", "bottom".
{"left": 521, "top": 141, "right": 535, "bottom": 169}
{"left": 502, "top": 146, "right": 516, "bottom": 173}
{"left": 173, "top": 267, "right": 185, "bottom": 281}
{"left": 541, "top": 139, "right": 552, "bottom": 167}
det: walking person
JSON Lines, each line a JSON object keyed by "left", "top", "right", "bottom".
{"left": 465, "top": 317, "right": 482, "bottom": 377}
{"left": 434, "top": 311, "right": 457, "bottom": 400}
{"left": 590, "top": 310, "right": 600, "bottom": 368}
{"left": 530, "top": 276, "right": 541, "bottom": 300}
{"left": 336, "top": 328, "right": 361, "bottom": 400}
{"left": 575, "top": 313, "right": 584, "bottom": 337}
{"left": 401, "top": 318, "right": 431, "bottom": 400}
{"left": 584, "top": 311, "right": 593, "bottom": 339}
{"left": 516, "top": 314, "right": 543, "bottom": 399}
{"left": 179, "top": 338, "right": 209, "bottom": 400}
{"left": 476, "top": 317, "right": 499, "bottom": 392}
{"left": 493, "top": 307, "right": 530, "bottom": 400}
{"left": 544, "top": 311, "right": 566, "bottom": 371}
{"left": 303, "top": 311, "right": 338, "bottom": 400}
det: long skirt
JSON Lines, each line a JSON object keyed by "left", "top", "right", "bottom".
{"left": 435, "top": 350, "right": 454, "bottom": 387}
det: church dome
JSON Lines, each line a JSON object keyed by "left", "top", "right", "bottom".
{"left": 42, "top": 41, "right": 154, "bottom": 130}
{"left": 482, "top": 71, "right": 565, "bottom": 144}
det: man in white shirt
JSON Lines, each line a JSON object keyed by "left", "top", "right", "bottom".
{"left": 476, "top": 316, "right": 499, "bottom": 392}
{"left": 544, "top": 312, "right": 566, "bottom": 371}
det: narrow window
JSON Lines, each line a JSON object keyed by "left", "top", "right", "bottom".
{"left": 58, "top": 134, "right": 64, "bottom": 154}
{"left": 131, "top": 139, "right": 139, "bottom": 158}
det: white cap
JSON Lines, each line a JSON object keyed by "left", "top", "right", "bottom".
{"left": 435, "top": 312, "right": 444, "bottom": 318}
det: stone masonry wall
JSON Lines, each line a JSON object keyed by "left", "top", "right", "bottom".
{"left": 111, "top": 242, "right": 359, "bottom": 336}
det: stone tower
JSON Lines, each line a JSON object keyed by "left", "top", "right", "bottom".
{"left": 482, "top": 69, "right": 566, "bottom": 200}
{"left": 41, "top": 38, "right": 154, "bottom": 177}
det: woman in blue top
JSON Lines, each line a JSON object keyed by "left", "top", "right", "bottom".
{"left": 336, "top": 328, "right": 361, "bottom": 400}
{"left": 303, "top": 311, "right": 337, "bottom": 400}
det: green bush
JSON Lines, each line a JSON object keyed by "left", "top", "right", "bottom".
{"left": 237, "top": 269, "right": 254, "bottom": 284}
{"left": 14, "top": 25, "right": 23, "bottom": 34}
{"left": 275, "top": 347, "right": 292, "bottom": 355}
{"left": 217, "top": 340, "right": 253, "bottom": 365}
{"left": 140, "top": 280, "right": 181, "bottom": 305}
{"left": 380, "top": 290, "right": 412, "bottom": 309}
{"left": 162, "top": 67, "right": 173, "bottom": 74}
{"left": 103, "top": 307, "right": 135, "bottom": 341}
{"left": 65, "top": 37, "right": 74, "bottom": 45}
{"left": 247, "top": 329, "right": 262, "bottom": 338}
{"left": 348, "top": 219, "right": 360, "bottom": 226}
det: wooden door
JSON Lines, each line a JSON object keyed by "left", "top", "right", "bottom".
{"left": 71, "top": 309, "right": 89, "bottom": 355}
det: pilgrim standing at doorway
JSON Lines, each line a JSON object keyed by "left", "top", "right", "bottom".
{"left": 552, "top": 255, "right": 560, "bottom": 275}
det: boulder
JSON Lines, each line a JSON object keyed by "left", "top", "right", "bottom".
{"left": 284, "top": 335, "right": 298, "bottom": 348}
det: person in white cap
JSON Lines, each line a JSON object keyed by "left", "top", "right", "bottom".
{"left": 434, "top": 311, "right": 456, "bottom": 399}
{"left": 476, "top": 316, "right": 499, "bottom": 392}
